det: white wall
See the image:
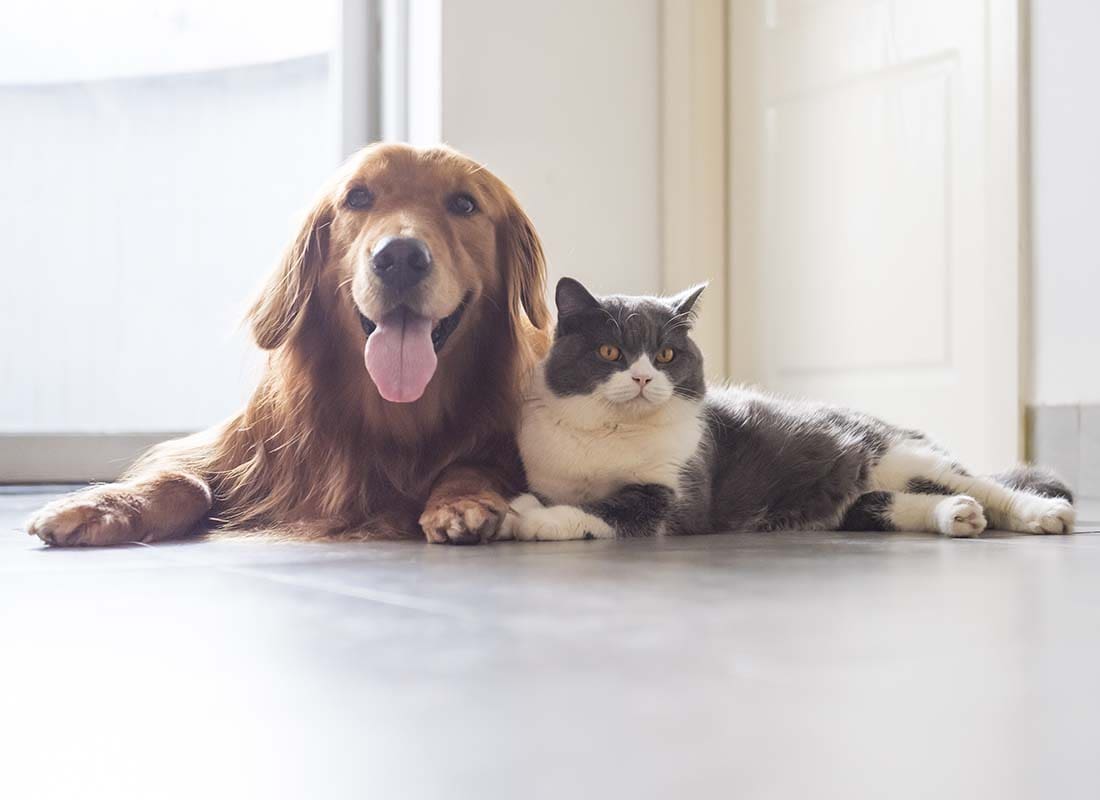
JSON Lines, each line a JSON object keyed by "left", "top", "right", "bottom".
{"left": 1030, "top": 2, "right": 1100, "bottom": 406}
{"left": 437, "top": 0, "right": 661, "bottom": 297}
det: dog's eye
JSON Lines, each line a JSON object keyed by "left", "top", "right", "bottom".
{"left": 655, "top": 347, "right": 675, "bottom": 364}
{"left": 346, "top": 188, "right": 374, "bottom": 210}
{"left": 598, "top": 344, "right": 621, "bottom": 362}
{"left": 447, "top": 193, "right": 478, "bottom": 216}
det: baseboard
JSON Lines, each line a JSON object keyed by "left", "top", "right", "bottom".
{"left": 1027, "top": 404, "right": 1100, "bottom": 508}
{"left": 0, "top": 433, "right": 190, "bottom": 483}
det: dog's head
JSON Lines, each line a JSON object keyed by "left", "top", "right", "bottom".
{"left": 249, "top": 143, "right": 549, "bottom": 403}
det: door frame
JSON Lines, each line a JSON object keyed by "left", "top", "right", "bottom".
{"left": 988, "top": 0, "right": 1028, "bottom": 461}
{"left": 659, "top": 0, "right": 729, "bottom": 380}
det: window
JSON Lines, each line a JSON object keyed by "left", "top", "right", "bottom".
{"left": 1, "top": 0, "right": 345, "bottom": 434}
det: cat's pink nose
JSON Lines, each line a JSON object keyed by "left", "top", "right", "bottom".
{"left": 632, "top": 375, "right": 652, "bottom": 387}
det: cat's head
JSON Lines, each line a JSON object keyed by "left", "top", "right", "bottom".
{"left": 542, "top": 277, "right": 706, "bottom": 418}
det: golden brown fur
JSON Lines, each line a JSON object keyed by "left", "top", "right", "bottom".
{"left": 27, "top": 144, "right": 551, "bottom": 546}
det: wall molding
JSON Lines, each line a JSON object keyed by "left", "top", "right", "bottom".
{"left": 0, "top": 433, "right": 189, "bottom": 484}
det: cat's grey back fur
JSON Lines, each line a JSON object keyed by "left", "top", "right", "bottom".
{"left": 673, "top": 385, "right": 910, "bottom": 534}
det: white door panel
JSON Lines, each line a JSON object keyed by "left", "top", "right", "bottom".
{"left": 730, "top": 0, "right": 1021, "bottom": 471}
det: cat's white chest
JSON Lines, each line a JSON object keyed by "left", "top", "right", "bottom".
{"left": 518, "top": 394, "right": 703, "bottom": 506}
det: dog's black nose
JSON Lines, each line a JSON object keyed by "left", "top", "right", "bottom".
{"left": 371, "top": 237, "right": 432, "bottom": 290}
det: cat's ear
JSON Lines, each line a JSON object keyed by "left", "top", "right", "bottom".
{"left": 555, "top": 277, "right": 602, "bottom": 318}
{"left": 669, "top": 283, "right": 707, "bottom": 325}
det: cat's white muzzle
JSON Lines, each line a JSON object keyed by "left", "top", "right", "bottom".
{"left": 600, "top": 355, "right": 675, "bottom": 410}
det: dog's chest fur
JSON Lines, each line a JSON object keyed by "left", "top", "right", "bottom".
{"left": 518, "top": 389, "right": 703, "bottom": 506}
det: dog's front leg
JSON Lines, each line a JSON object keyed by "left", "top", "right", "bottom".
{"left": 26, "top": 471, "right": 211, "bottom": 547}
{"left": 419, "top": 464, "right": 512, "bottom": 545}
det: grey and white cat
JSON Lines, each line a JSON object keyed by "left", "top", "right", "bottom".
{"left": 502, "top": 278, "right": 1076, "bottom": 541}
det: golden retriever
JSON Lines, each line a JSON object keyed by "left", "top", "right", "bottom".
{"left": 27, "top": 143, "right": 550, "bottom": 546}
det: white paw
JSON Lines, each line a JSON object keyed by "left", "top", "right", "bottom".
{"left": 934, "top": 495, "right": 987, "bottom": 537}
{"left": 496, "top": 494, "right": 544, "bottom": 541}
{"left": 509, "top": 493, "right": 544, "bottom": 514}
{"left": 1011, "top": 495, "right": 1076, "bottom": 534}
{"left": 514, "top": 505, "right": 615, "bottom": 542}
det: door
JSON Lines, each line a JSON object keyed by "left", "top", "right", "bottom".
{"left": 729, "top": 0, "right": 1022, "bottom": 472}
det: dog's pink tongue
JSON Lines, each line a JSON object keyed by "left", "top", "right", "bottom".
{"left": 364, "top": 308, "right": 437, "bottom": 403}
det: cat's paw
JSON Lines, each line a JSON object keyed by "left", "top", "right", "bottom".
{"left": 497, "top": 494, "right": 544, "bottom": 540}
{"left": 509, "top": 493, "right": 544, "bottom": 515}
{"left": 934, "top": 495, "right": 987, "bottom": 537}
{"left": 514, "top": 505, "right": 614, "bottom": 542}
{"left": 1008, "top": 495, "right": 1076, "bottom": 534}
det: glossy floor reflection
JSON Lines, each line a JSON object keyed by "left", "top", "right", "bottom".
{"left": 3, "top": 487, "right": 1100, "bottom": 799}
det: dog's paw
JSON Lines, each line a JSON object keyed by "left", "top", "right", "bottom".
{"left": 1009, "top": 495, "right": 1076, "bottom": 534}
{"left": 419, "top": 495, "right": 507, "bottom": 545}
{"left": 935, "top": 495, "right": 987, "bottom": 537}
{"left": 26, "top": 487, "right": 141, "bottom": 547}
{"left": 514, "top": 505, "right": 614, "bottom": 542}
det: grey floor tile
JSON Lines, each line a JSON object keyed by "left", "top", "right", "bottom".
{"left": 5, "top": 489, "right": 1100, "bottom": 799}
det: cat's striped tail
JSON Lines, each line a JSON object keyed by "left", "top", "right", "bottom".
{"left": 990, "top": 465, "right": 1074, "bottom": 503}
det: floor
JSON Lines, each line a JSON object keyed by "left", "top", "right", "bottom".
{"left": 3, "top": 487, "right": 1100, "bottom": 800}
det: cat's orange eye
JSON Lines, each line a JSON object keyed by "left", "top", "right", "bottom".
{"left": 598, "top": 344, "right": 621, "bottom": 361}
{"left": 655, "top": 347, "right": 676, "bottom": 364}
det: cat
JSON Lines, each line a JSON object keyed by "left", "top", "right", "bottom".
{"left": 500, "top": 277, "right": 1076, "bottom": 542}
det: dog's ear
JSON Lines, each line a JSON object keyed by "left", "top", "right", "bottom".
{"left": 497, "top": 191, "right": 550, "bottom": 331}
{"left": 249, "top": 196, "right": 334, "bottom": 349}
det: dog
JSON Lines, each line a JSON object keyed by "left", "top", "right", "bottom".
{"left": 26, "top": 143, "right": 551, "bottom": 546}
